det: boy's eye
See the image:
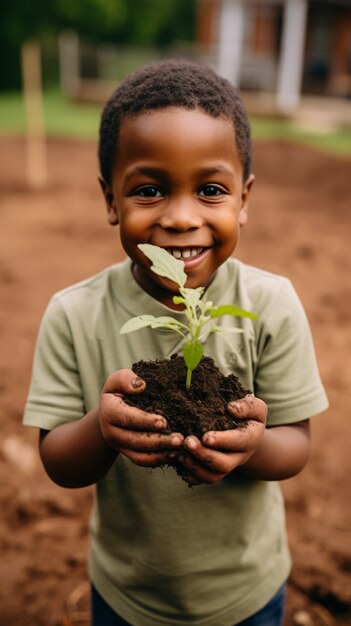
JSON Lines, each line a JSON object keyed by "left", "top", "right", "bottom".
{"left": 135, "top": 185, "right": 163, "bottom": 198}
{"left": 199, "top": 185, "right": 223, "bottom": 197}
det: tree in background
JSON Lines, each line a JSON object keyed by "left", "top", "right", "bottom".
{"left": 0, "top": 0, "right": 195, "bottom": 91}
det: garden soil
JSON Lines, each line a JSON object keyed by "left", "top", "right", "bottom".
{"left": 0, "top": 135, "right": 350, "bottom": 626}
{"left": 124, "top": 355, "right": 250, "bottom": 437}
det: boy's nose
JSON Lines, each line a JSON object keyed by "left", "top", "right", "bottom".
{"left": 159, "top": 199, "right": 203, "bottom": 231}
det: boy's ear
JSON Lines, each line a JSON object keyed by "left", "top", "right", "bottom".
{"left": 239, "top": 174, "right": 255, "bottom": 227}
{"left": 98, "top": 175, "right": 119, "bottom": 225}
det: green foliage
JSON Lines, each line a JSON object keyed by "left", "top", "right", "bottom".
{"left": 137, "top": 244, "right": 187, "bottom": 287}
{"left": 120, "top": 245, "right": 258, "bottom": 388}
{"left": 56, "top": 0, "right": 126, "bottom": 37}
{"left": 0, "top": 0, "right": 195, "bottom": 91}
{"left": 121, "top": 0, "right": 195, "bottom": 46}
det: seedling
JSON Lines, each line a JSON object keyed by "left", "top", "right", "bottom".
{"left": 120, "top": 244, "right": 258, "bottom": 388}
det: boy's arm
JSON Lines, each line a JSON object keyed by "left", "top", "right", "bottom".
{"left": 39, "top": 369, "right": 184, "bottom": 489}
{"left": 237, "top": 420, "right": 310, "bottom": 480}
{"left": 39, "top": 408, "right": 117, "bottom": 488}
{"left": 177, "top": 397, "right": 311, "bottom": 486}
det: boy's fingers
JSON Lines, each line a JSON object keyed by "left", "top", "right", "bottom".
{"left": 103, "top": 394, "right": 168, "bottom": 431}
{"left": 105, "top": 429, "right": 183, "bottom": 453}
{"left": 119, "top": 449, "right": 179, "bottom": 468}
{"left": 103, "top": 369, "right": 146, "bottom": 395}
{"left": 202, "top": 420, "right": 265, "bottom": 451}
{"left": 227, "top": 394, "right": 268, "bottom": 425}
{"left": 185, "top": 435, "right": 242, "bottom": 465}
{"left": 118, "top": 429, "right": 183, "bottom": 451}
{"left": 183, "top": 441, "right": 233, "bottom": 475}
{"left": 179, "top": 446, "right": 243, "bottom": 483}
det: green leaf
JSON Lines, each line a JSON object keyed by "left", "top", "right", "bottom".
{"left": 120, "top": 315, "right": 157, "bottom": 334}
{"left": 150, "top": 316, "right": 182, "bottom": 326}
{"left": 210, "top": 305, "right": 258, "bottom": 320}
{"left": 179, "top": 286, "right": 204, "bottom": 309}
{"left": 183, "top": 340, "right": 203, "bottom": 373}
{"left": 120, "top": 315, "right": 187, "bottom": 337}
{"left": 150, "top": 317, "right": 186, "bottom": 332}
{"left": 138, "top": 244, "right": 187, "bottom": 287}
{"left": 173, "top": 295, "right": 186, "bottom": 306}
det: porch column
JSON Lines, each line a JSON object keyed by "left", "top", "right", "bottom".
{"left": 276, "top": 0, "right": 308, "bottom": 112}
{"left": 59, "top": 30, "right": 80, "bottom": 97}
{"left": 217, "top": 0, "right": 245, "bottom": 86}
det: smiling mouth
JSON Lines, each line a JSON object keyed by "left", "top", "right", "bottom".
{"left": 166, "top": 247, "right": 205, "bottom": 260}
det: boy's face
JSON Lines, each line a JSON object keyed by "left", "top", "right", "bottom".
{"left": 101, "top": 107, "right": 254, "bottom": 307}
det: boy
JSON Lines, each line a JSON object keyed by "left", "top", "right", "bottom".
{"left": 23, "top": 59, "right": 328, "bottom": 626}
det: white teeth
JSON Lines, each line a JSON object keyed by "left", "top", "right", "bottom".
{"left": 172, "top": 249, "right": 182, "bottom": 259}
{"left": 168, "top": 247, "right": 203, "bottom": 259}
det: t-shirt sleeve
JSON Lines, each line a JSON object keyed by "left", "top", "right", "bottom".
{"left": 23, "top": 296, "right": 85, "bottom": 430}
{"left": 254, "top": 279, "right": 328, "bottom": 426}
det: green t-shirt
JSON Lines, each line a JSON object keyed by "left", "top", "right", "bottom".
{"left": 23, "top": 258, "right": 328, "bottom": 626}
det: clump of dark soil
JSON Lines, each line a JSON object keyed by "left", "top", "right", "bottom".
{"left": 124, "top": 354, "right": 251, "bottom": 437}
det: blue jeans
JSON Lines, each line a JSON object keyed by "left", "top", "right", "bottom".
{"left": 91, "top": 582, "right": 286, "bottom": 626}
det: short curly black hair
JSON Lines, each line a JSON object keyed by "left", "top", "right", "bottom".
{"left": 98, "top": 58, "right": 252, "bottom": 185}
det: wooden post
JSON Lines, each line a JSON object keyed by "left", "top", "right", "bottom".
{"left": 21, "top": 40, "right": 47, "bottom": 188}
{"left": 276, "top": 0, "right": 308, "bottom": 113}
{"left": 58, "top": 30, "right": 80, "bottom": 97}
{"left": 217, "top": 0, "right": 245, "bottom": 86}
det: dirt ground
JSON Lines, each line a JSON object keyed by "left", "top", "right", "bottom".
{"left": 0, "top": 135, "right": 350, "bottom": 626}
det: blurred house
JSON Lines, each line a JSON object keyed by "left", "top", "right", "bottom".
{"left": 197, "top": 0, "right": 351, "bottom": 114}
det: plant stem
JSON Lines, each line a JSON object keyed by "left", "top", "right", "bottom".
{"left": 186, "top": 368, "right": 192, "bottom": 389}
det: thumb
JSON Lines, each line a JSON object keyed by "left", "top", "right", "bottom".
{"left": 102, "top": 369, "right": 146, "bottom": 395}
{"left": 228, "top": 394, "right": 268, "bottom": 425}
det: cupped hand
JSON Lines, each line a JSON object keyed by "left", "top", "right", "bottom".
{"left": 99, "top": 369, "right": 184, "bottom": 467}
{"left": 177, "top": 394, "right": 268, "bottom": 486}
